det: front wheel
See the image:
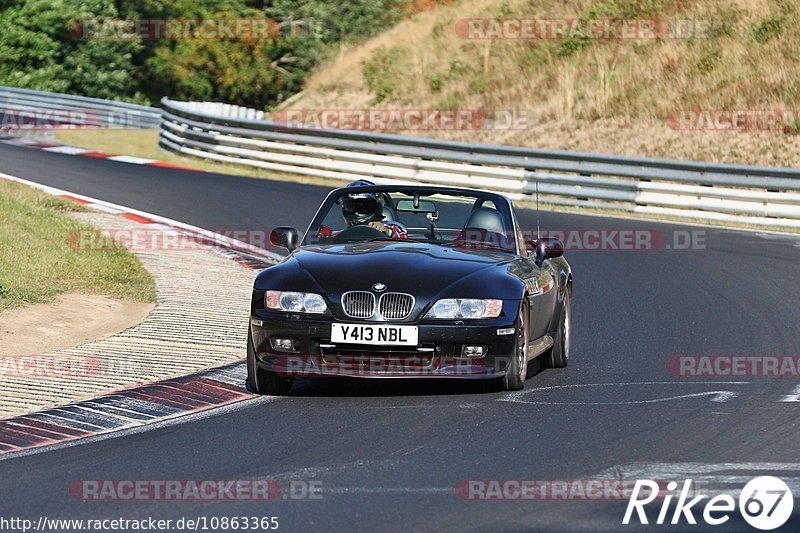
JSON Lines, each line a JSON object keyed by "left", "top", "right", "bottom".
{"left": 501, "top": 302, "right": 529, "bottom": 391}
{"left": 546, "top": 286, "right": 572, "bottom": 368}
{"left": 247, "top": 330, "right": 294, "bottom": 395}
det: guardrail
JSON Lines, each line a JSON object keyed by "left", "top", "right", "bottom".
{"left": 0, "top": 86, "right": 160, "bottom": 129}
{"left": 160, "top": 97, "right": 800, "bottom": 229}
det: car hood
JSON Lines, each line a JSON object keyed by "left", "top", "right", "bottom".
{"left": 255, "top": 241, "right": 522, "bottom": 309}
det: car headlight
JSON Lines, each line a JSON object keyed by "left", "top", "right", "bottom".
{"left": 424, "top": 298, "right": 503, "bottom": 319}
{"left": 265, "top": 291, "right": 328, "bottom": 314}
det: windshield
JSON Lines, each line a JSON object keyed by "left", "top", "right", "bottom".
{"left": 303, "top": 188, "right": 517, "bottom": 253}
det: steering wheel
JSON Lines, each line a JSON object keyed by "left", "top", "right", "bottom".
{"left": 332, "top": 224, "right": 389, "bottom": 243}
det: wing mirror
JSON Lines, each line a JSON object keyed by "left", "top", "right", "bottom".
{"left": 532, "top": 237, "right": 564, "bottom": 264}
{"left": 270, "top": 226, "right": 299, "bottom": 252}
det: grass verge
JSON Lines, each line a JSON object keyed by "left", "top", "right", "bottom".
{"left": 0, "top": 180, "right": 156, "bottom": 310}
{"left": 54, "top": 129, "right": 346, "bottom": 189}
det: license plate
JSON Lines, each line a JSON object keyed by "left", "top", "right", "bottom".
{"left": 331, "top": 323, "right": 418, "bottom": 346}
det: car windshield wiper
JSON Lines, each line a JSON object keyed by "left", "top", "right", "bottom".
{"left": 353, "top": 237, "right": 408, "bottom": 243}
{"left": 443, "top": 242, "right": 514, "bottom": 253}
{"left": 366, "top": 237, "right": 428, "bottom": 243}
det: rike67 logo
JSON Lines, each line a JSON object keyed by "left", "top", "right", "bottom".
{"left": 623, "top": 476, "right": 794, "bottom": 530}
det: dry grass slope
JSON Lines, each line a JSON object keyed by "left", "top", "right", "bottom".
{"left": 286, "top": 0, "right": 800, "bottom": 167}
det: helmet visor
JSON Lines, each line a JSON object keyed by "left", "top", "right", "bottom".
{"left": 342, "top": 194, "right": 382, "bottom": 225}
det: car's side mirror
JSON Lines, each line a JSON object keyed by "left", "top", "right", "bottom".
{"left": 533, "top": 237, "right": 564, "bottom": 264}
{"left": 270, "top": 226, "right": 299, "bottom": 252}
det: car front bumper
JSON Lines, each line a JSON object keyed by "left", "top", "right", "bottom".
{"left": 249, "top": 310, "right": 519, "bottom": 379}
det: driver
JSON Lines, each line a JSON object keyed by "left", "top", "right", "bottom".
{"left": 327, "top": 180, "right": 406, "bottom": 239}
{"left": 315, "top": 181, "right": 408, "bottom": 240}
{"left": 341, "top": 193, "right": 407, "bottom": 238}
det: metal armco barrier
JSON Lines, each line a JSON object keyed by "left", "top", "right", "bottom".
{"left": 159, "top": 97, "right": 800, "bottom": 229}
{"left": 0, "top": 86, "right": 160, "bottom": 129}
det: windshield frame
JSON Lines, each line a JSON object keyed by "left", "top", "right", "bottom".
{"left": 300, "top": 185, "right": 520, "bottom": 255}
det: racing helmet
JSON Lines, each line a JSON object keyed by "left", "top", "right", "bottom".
{"left": 346, "top": 179, "right": 375, "bottom": 188}
{"left": 342, "top": 180, "right": 384, "bottom": 226}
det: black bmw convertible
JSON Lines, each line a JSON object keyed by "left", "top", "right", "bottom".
{"left": 247, "top": 183, "right": 572, "bottom": 394}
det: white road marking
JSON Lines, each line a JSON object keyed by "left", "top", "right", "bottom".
{"left": 594, "top": 462, "right": 800, "bottom": 496}
{"left": 780, "top": 383, "right": 800, "bottom": 402}
{"left": 500, "top": 381, "right": 748, "bottom": 405}
{"left": 222, "top": 462, "right": 800, "bottom": 498}
{"left": 9, "top": 138, "right": 43, "bottom": 145}
{"left": 599, "top": 462, "right": 800, "bottom": 477}
{"left": 87, "top": 203, "right": 124, "bottom": 214}
{"left": 319, "top": 487, "right": 453, "bottom": 495}
{"left": 42, "top": 145, "right": 91, "bottom": 155}
{"left": 505, "top": 391, "right": 739, "bottom": 405}
{"left": 107, "top": 155, "right": 156, "bottom": 164}
{"left": 143, "top": 222, "right": 179, "bottom": 232}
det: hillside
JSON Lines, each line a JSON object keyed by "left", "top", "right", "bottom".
{"left": 0, "top": 0, "right": 414, "bottom": 108}
{"left": 279, "top": 0, "right": 800, "bottom": 167}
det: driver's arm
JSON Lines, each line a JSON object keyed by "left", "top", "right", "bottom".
{"left": 367, "top": 221, "right": 392, "bottom": 236}
{"left": 368, "top": 221, "right": 408, "bottom": 239}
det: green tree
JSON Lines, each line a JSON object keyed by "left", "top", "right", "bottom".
{"left": 0, "top": 0, "right": 143, "bottom": 101}
{"left": 0, "top": 0, "right": 412, "bottom": 108}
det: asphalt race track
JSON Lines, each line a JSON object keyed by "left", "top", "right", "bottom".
{"left": 1, "top": 141, "right": 800, "bottom": 531}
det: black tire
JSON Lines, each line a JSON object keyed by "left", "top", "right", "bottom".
{"left": 501, "top": 301, "right": 529, "bottom": 391}
{"left": 247, "top": 330, "right": 294, "bottom": 395}
{"left": 546, "top": 286, "right": 572, "bottom": 368}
